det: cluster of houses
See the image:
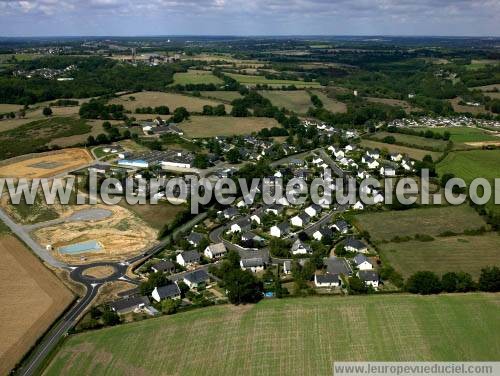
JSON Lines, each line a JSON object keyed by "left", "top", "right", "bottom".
{"left": 13, "top": 64, "right": 76, "bottom": 80}
{"left": 139, "top": 118, "right": 184, "bottom": 137}
{"left": 314, "top": 254, "right": 379, "bottom": 289}
{"left": 203, "top": 135, "right": 297, "bottom": 163}
{"left": 385, "top": 116, "right": 500, "bottom": 129}
{"left": 302, "top": 120, "right": 359, "bottom": 139}
{"left": 104, "top": 124, "right": 409, "bottom": 315}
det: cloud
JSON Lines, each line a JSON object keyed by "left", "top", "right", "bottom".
{"left": 0, "top": 0, "right": 498, "bottom": 36}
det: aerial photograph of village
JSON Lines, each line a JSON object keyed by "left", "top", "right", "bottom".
{"left": 0, "top": 1, "right": 499, "bottom": 375}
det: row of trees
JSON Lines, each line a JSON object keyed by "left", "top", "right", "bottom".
{"left": 135, "top": 105, "right": 170, "bottom": 115}
{"left": 405, "top": 267, "right": 500, "bottom": 295}
{"left": 79, "top": 100, "right": 126, "bottom": 120}
{"left": 387, "top": 125, "right": 451, "bottom": 140}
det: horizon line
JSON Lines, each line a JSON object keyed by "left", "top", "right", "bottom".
{"left": 1, "top": 34, "right": 500, "bottom": 39}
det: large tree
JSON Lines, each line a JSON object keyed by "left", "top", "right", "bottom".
{"left": 405, "top": 271, "right": 442, "bottom": 295}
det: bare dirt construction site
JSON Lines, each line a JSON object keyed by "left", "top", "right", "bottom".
{"left": 32, "top": 204, "right": 157, "bottom": 264}
{"left": 0, "top": 148, "right": 93, "bottom": 179}
{"left": 0, "top": 235, "right": 73, "bottom": 375}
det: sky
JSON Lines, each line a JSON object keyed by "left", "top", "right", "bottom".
{"left": 0, "top": 0, "right": 499, "bottom": 37}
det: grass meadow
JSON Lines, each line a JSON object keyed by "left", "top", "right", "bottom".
{"left": 370, "top": 131, "right": 448, "bottom": 151}
{"left": 437, "top": 150, "right": 500, "bottom": 183}
{"left": 425, "top": 127, "right": 500, "bottom": 144}
{"left": 354, "top": 205, "right": 487, "bottom": 243}
{"left": 226, "top": 73, "right": 322, "bottom": 88}
{"left": 379, "top": 233, "right": 500, "bottom": 278}
{"left": 437, "top": 149, "right": 500, "bottom": 215}
{"left": 260, "top": 90, "right": 313, "bottom": 114}
{"left": 172, "top": 70, "right": 223, "bottom": 85}
{"left": 310, "top": 90, "right": 348, "bottom": 113}
{"left": 44, "top": 294, "right": 500, "bottom": 376}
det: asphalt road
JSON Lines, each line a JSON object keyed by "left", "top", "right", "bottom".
{"left": 0, "top": 207, "right": 65, "bottom": 268}
{"left": 9, "top": 145, "right": 343, "bottom": 374}
{"left": 15, "top": 211, "right": 208, "bottom": 376}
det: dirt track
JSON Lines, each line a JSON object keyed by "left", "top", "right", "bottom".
{"left": 0, "top": 235, "right": 73, "bottom": 375}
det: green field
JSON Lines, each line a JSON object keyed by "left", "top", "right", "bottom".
{"left": 437, "top": 150, "right": 500, "bottom": 215}
{"left": 200, "top": 91, "right": 242, "bottom": 102}
{"left": 226, "top": 73, "right": 321, "bottom": 88}
{"left": 45, "top": 294, "right": 500, "bottom": 375}
{"left": 180, "top": 116, "right": 279, "bottom": 138}
{"left": 380, "top": 233, "right": 500, "bottom": 278}
{"left": 360, "top": 139, "right": 441, "bottom": 161}
{"left": 422, "top": 127, "right": 499, "bottom": 144}
{"left": 172, "top": 70, "right": 223, "bottom": 85}
{"left": 370, "top": 132, "right": 448, "bottom": 151}
{"left": 354, "top": 206, "right": 487, "bottom": 243}
{"left": 311, "top": 91, "right": 348, "bottom": 113}
{"left": 260, "top": 90, "right": 313, "bottom": 113}
{"left": 0, "top": 117, "right": 91, "bottom": 159}
{"left": 437, "top": 150, "right": 500, "bottom": 183}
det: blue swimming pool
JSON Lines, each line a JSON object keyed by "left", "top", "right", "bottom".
{"left": 59, "top": 240, "right": 102, "bottom": 255}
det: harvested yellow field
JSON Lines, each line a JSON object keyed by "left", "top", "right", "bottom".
{"left": 32, "top": 204, "right": 157, "bottom": 265}
{"left": 0, "top": 103, "right": 23, "bottom": 113}
{"left": 0, "top": 235, "right": 73, "bottom": 375}
{"left": 0, "top": 148, "right": 93, "bottom": 179}
{"left": 181, "top": 116, "right": 280, "bottom": 138}
{"left": 110, "top": 91, "right": 229, "bottom": 113}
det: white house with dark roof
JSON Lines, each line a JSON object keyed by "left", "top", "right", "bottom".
{"left": 109, "top": 296, "right": 150, "bottom": 315}
{"left": 187, "top": 232, "right": 204, "bottom": 248}
{"left": 250, "top": 212, "right": 264, "bottom": 225}
{"left": 176, "top": 250, "right": 200, "bottom": 267}
{"left": 305, "top": 204, "right": 322, "bottom": 218}
{"left": 240, "top": 257, "right": 265, "bottom": 273}
{"left": 183, "top": 269, "right": 210, "bottom": 289}
{"left": 366, "top": 149, "right": 380, "bottom": 159}
{"left": 312, "top": 226, "right": 333, "bottom": 241}
{"left": 358, "top": 270, "right": 379, "bottom": 288}
{"left": 314, "top": 273, "right": 341, "bottom": 288}
{"left": 291, "top": 239, "right": 312, "bottom": 255}
{"left": 345, "top": 238, "right": 368, "bottom": 254}
{"left": 270, "top": 222, "right": 290, "bottom": 238}
{"left": 333, "top": 220, "right": 349, "bottom": 234}
{"left": 353, "top": 254, "right": 373, "bottom": 270}
{"left": 152, "top": 284, "right": 181, "bottom": 302}
{"left": 230, "top": 217, "right": 252, "bottom": 233}
{"left": 380, "top": 163, "right": 397, "bottom": 177}
{"left": 204, "top": 243, "right": 227, "bottom": 260}
{"left": 151, "top": 260, "right": 175, "bottom": 274}
{"left": 290, "top": 212, "right": 311, "bottom": 228}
